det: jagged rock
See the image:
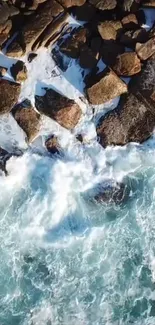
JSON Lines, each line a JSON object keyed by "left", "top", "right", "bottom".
{"left": 98, "top": 21, "right": 118, "bottom": 41}
{"left": 28, "top": 52, "right": 38, "bottom": 62}
{"left": 79, "top": 45, "right": 98, "bottom": 69}
{"left": 120, "top": 28, "right": 148, "bottom": 48}
{"left": 71, "top": 3, "right": 96, "bottom": 21}
{"left": 60, "top": 27, "right": 88, "bottom": 58}
{"left": 0, "top": 66, "right": 7, "bottom": 77}
{"left": 142, "top": 0, "right": 155, "bottom": 7}
{"left": 86, "top": 68, "right": 128, "bottom": 105}
{"left": 89, "top": 0, "right": 117, "bottom": 10}
{"left": 136, "top": 37, "right": 155, "bottom": 60}
{"left": 57, "top": 0, "right": 86, "bottom": 7}
{"left": 0, "top": 79, "right": 21, "bottom": 114}
{"left": 10, "top": 60, "right": 27, "bottom": 82}
{"left": 93, "top": 182, "right": 129, "bottom": 204}
{"left": 101, "top": 41, "right": 125, "bottom": 66}
{"left": 112, "top": 52, "right": 141, "bottom": 76}
{"left": 0, "top": 147, "right": 11, "bottom": 176}
{"left": 97, "top": 92, "right": 155, "bottom": 146}
{"left": 35, "top": 88, "right": 82, "bottom": 130}
{"left": 45, "top": 135, "right": 60, "bottom": 154}
{"left": 121, "top": 13, "right": 138, "bottom": 29}
{"left": 12, "top": 100, "right": 40, "bottom": 142}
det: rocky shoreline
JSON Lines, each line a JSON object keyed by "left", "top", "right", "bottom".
{"left": 0, "top": 0, "right": 155, "bottom": 201}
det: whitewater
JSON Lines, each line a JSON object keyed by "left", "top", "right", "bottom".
{"left": 0, "top": 10, "right": 155, "bottom": 325}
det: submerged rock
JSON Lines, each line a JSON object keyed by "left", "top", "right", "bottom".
{"left": 86, "top": 68, "right": 127, "bottom": 105}
{"left": 45, "top": 135, "right": 61, "bottom": 154}
{"left": 60, "top": 27, "right": 88, "bottom": 59}
{"left": 93, "top": 182, "right": 129, "bottom": 204}
{"left": 35, "top": 88, "right": 82, "bottom": 130}
{"left": 0, "top": 79, "right": 21, "bottom": 114}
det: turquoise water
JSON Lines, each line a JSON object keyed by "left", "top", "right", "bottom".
{"left": 0, "top": 143, "right": 155, "bottom": 325}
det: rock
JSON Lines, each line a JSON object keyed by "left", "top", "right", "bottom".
{"left": 57, "top": 0, "right": 86, "bottom": 7}
{"left": 90, "top": 36, "right": 102, "bottom": 58}
{"left": 28, "top": 52, "right": 37, "bottom": 62}
{"left": 12, "top": 100, "right": 40, "bottom": 142}
{"left": 52, "top": 47, "right": 70, "bottom": 72}
{"left": 76, "top": 134, "right": 83, "bottom": 143}
{"left": 60, "top": 27, "right": 88, "bottom": 58}
{"left": 86, "top": 68, "right": 128, "bottom": 105}
{"left": 0, "top": 147, "right": 11, "bottom": 176}
{"left": 10, "top": 60, "right": 27, "bottom": 82}
{"left": 142, "top": 0, "right": 155, "bottom": 7}
{"left": 121, "top": 13, "right": 138, "bottom": 29}
{"left": 98, "top": 21, "right": 117, "bottom": 41}
{"left": 101, "top": 41, "right": 125, "bottom": 66}
{"left": 45, "top": 135, "right": 60, "bottom": 154}
{"left": 118, "top": 0, "right": 142, "bottom": 12}
{"left": 112, "top": 52, "right": 141, "bottom": 76}
{"left": 0, "top": 19, "right": 12, "bottom": 48}
{"left": 93, "top": 182, "right": 129, "bottom": 204}
{"left": 79, "top": 45, "right": 98, "bottom": 69}
{"left": 97, "top": 91, "right": 155, "bottom": 146}
{"left": 71, "top": 3, "right": 96, "bottom": 21}
{"left": 0, "top": 66, "right": 7, "bottom": 77}
{"left": 89, "top": 0, "right": 117, "bottom": 10}
{"left": 6, "top": 39, "right": 24, "bottom": 57}
{"left": 120, "top": 28, "right": 148, "bottom": 48}
{"left": 136, "top": 37, "right": 155, "bottom": 60}
{"left": 0, "top": 79, "right": 21, "bottom": 114}
{"left": 35, "top": 88, "right": 82, "bottom": 130}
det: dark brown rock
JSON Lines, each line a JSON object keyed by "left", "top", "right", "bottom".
{"left": 0, "top": 147, "right": 11, "bottom": 176}
{"left": 6, "top": 38, "right": 24, "bottom": 57}
{"left": 12, "top": 100, "right": 40, "bottom": 142}
{"left": 10, "top": 60, "right": 27, "bottom": 82}
{"left": 0, "top": 79, "right": 21, "bottom": 114}
{"left": 93, "top": 182, "right": 129, "bottom": 204}
{"left": 35, "top": 88, "right": 82, "bottom": 130}
{"left": 136, "top": 37, "right": 155, "bottom": 60}
{"left": 101, "top": 41, "right": 125, "bottom": 66}
{"left": 57, "top": 0, "right": 86, "bottom": 7}
{"left": 28, "top": 52, "right": 38, "bottom": 62}
{"left": 142, "top": 0, "right": 155, "bottom": 7}
{"left": 89, "top": 0, "right": 117, "bottom": 10}
{"left": 121, "top": 13, "right": 138, "bottom": 29}
{"left": 112, "top": 52, "right": 141, "bottom": 76}
{"left": 0, "top": 19, "right": 12, "bottom": 48}
{"left": 120, "top": 28, "right": 148, "bottom": 48}
{"left": 71, "top": 3, "right": 96, "bottom": 21}
{"left": 45, "top": 135, "right": 60, "bottom": 154}
{"left": 60, "top": 27, "right": 88, "bottom": 58}
{"left": 118, "top": 0, "right": 142, "bottom": 12}
{"left": 86, "top": 68, "right": 128, "bottom": 105}
{"left": 79, "top": 44, "right": 98, "bottom": 69}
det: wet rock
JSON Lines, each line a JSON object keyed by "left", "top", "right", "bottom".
{"left": 93, "top": 182, "right": 129, "bottom": 204}
{"left": 101, "top": 41, "right": 125, "bottom": 66}
{"left": 10, "top": 60, "right": 27, "bottom": 82}
{"left": 45, "top": 135, "right": 60, "bottom": 154}
{"left": 120, "top": 28, "right": 148, "bottom": 48}
{"left": 60, "top": 27, "right": 88, "bottom": 59}
{"left": 0, "top": 66, "right": 7, "bottom": 77}
{"left": 35, "top": 88, "right": 82, "bottom": 130}
{"left": 86, "top": 68, "right": 128, "bottom": 105}
{"left": 121, "top": 13, "right": 138, "bottom": 29}
{"left": 97, "top": 92, "right": 155, "bottom": 147}
{"left": 6, "top": 38, "right": 24, "bottom": 57}
{"left": 112, "top": 52, "right": 141, "bottom": 76}
{"left": 51, "top": 47, "right": 70, "bottom": 71}
{"left": 71, "top": 2, "right": 96, "bottom": 21}
{"left": 76, "top": 133, "right": 83, "bottom": 143}
{"left": 89, "top": 0, "right": 117, "bottom": 10}
{"left": 0, "top": 79, "right": 21, "bottom": 114}
{"left": 0, "top": 147, "right": 11, "bottom": 176}
{"left": 98, "top": 21, "right": 118, "bottom": 41}
{"left": 136, "top": 37, "right": 155, "bottom": 60}
{"left": 79, "top": 44, "right": 98, "bottom": 69}
{"left": 12, "top": 100, "right": 40, "bottom": 142}
{"left": 57, "top": 0, "right": 86, "bottom": 7}
{"left": 28, "top": 52, "right": 37, "bottom": 62}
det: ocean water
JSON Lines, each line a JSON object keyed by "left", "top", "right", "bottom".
{"left": 0, "top": 11, "right": 155, "bottom": 325}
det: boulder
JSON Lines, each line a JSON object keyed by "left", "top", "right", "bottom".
{"left": 112, "top": 52, "right": 141, "bottom": 76}
{"left": 45, "top": 135, "right": 60, "bottom": 154}
{"left": 0, "top": 19, "right": 12, "bottom": 48}
{"left": 93, "top": 182, "right": 129, "bottom": 204}
{"left": 60, "top": 27, "right": 88, "bottom": 58}
{"left": 28, "top": 52, "right": 38, "bottom": 62}
{"left": 0, "top": 66, "right": 7, "bottom": 77}
{"left": 121, "top": 13, "right": 138, "bottom": 29}
{"left": 120, "top": 28, "right": 148, "bottom": 48}
{"left": 10, "top": 60, "right": 27, "bottom": 82}
{"left": 6, "top": 39, "right": 24, "bottom": 57}
{"left": 79, "top": 44, "right": 98, "bottom": 69}
{"left": 97, "top": 92, "right": 155, "bottom": 147}
{"left": 101, "top": 41, "right": 125, "bottom": 66}
{"left": 0, "top": 79, "right": 21, "bottom": 114}
{"left": 118, "top": 0, "right": 142, "bottom": 12}
{"left": 57, "top": 0, "right": 86, "bottom": 7}
{"left": 12, "top": 100, "right": 40, "bottom": 142}
{"left": 136, "top": 37, "right": 155, "bottom": 61}
{"left": 35, "top": 88, "right": 82, "bottom": 130}
{"left": 71, "top": 3, "right": 96, "bottom": 21}
{"left": 142, "top": 0, "right": 155, "bottom": 7}
{"left": 86, "top": 68, "right": 128, "bottom": 105}
{"left": 88, "top": 0, "right": 117, "bottom": 10}
{"left": 98, "top": 21, "right": 118, "bottom": 41}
